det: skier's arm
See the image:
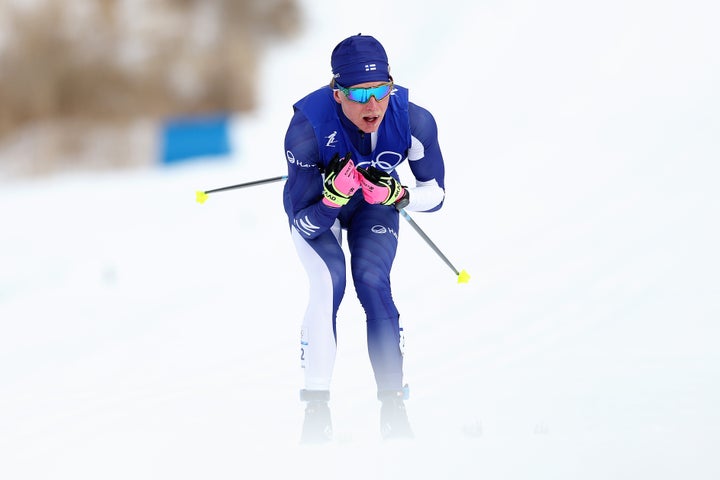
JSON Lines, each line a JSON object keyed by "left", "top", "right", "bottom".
{"left": 404, "top": 103, "right": 446, "bottom": 212}
{"left": 283, "top": 111, "right": 342, "bottom": 238}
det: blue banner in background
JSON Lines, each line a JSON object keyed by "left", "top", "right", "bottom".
{"left": 160, "top": 113, "right": 231, "bottom": 164}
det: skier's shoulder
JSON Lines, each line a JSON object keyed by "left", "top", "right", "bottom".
{"left": 285, "top": 110, "right": 320, "bottom": 171}
{"left": 408, "top": 101, "right": 439, "bottom": 141}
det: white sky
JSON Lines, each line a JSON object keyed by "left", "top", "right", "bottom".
{"left": 1, "top": 0, "right": 719, "bottom": 478}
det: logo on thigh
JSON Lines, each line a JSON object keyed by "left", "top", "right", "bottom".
{"left": 371, "top": 224, "right": 398, "bottom": 239}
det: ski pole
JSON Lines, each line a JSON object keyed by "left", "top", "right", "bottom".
{"left": 195, "top": 175, "right": 287, "bottom": 204}
{"left": 195, "top": 174, "right": 469, "bottom": 283}
{"left": 398, "top": 208, "right": 470, "bottom": 284}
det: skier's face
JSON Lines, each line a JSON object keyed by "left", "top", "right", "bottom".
{"left": 333, "top": 81, "right": 391, "bottom": 133}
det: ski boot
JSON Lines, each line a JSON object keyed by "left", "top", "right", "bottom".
{"left": 300, "top": 389, "right": 332, "bottom": 444}
{"left": 378, "top": 388, "right": 414, "bottom": 440}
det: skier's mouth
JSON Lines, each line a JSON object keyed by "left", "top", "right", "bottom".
{"left": 358, "top": 114, "right": 382, "bottom": 132}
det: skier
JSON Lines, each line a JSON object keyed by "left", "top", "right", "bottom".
{"left": 282, "top": 33, "right": 446, "bottom": 443}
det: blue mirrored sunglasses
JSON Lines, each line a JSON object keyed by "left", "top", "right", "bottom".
{"left": 335, "top": 82, "right": 394, "bottom": 103}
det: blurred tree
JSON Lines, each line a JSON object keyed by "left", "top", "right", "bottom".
{"left": 0, "top": 0, "right": 301, "bottom": 138}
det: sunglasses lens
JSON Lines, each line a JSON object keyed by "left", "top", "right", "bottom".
{"left": 371, "top": 84, "right": 392, "bottom": 101}
{"left": 346, "top": 89, "right": 367, "bottom": 102}
{"left": 343, "top": 83, "right": 392, "bottom": 103}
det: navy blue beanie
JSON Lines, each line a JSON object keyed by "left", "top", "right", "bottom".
{"left": 331, "top": 34, "right": 390, "bottom": 87}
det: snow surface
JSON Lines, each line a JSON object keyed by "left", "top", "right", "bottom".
{"left": 2, "top": 0, "right": 720, "bottom": 478}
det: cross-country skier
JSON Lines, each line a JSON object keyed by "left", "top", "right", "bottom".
{"left": 282, "top": 33, "right": 446, "bottom": 443}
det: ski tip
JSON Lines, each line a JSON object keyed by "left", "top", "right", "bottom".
{"left": 195, "top": 191, "right": 209, "bottom": 204}
{"left": 457, "top": 269, "right": 471, "bottom": 284}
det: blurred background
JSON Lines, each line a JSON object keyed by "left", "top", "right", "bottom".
{"left": 0, "top": 0, "right": 301, "bottom": 177}
{"left": 1, "top": 1, "right": 719, "bottom": 478}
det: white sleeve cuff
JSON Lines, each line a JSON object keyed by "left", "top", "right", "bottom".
{"left": 406, "top": 179, "right": 444, "bottom": 211}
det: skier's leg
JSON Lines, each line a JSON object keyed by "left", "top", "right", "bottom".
{"left": 347, "top": 207, "right": 413, "bottom": 439}
{"left": 346, "top": 205, "right": 404, "bottom": 392}
{"left": 292, "top": 224, "right": 346, "bottom": 443}
{"left": 291, "top": 222, "right": 345, "bottom": 391}
{"left": 292, "top": 222, "right": 346, "bottom": 444}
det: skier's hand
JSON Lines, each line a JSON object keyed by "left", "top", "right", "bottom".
{"left": 322, "top": 153, "right": 360, "bottom": 207}
{"left": 356, "top": 166, "right": 406, "bottom": 207}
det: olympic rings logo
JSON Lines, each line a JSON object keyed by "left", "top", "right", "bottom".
{"left": 355, "top": 150, "right": 404, "bottom": 171}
